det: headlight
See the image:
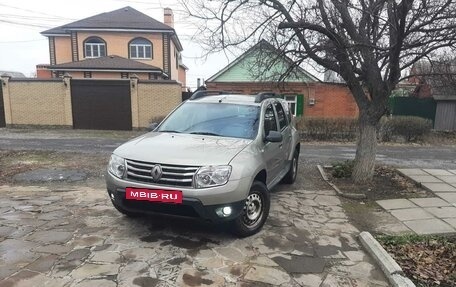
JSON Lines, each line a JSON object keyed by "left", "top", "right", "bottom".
{"left": 195, "top": 165, "right": 232, "bottom": 188}
{"left": 108, "top": 154, "right": 126, "bottom": 178}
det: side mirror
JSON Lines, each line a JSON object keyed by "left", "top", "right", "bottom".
{"left": 147, "top": 122, "right": 159, "bottom": 131}
{"left": 265, "top": 131, "right": 283, "bottom": 143}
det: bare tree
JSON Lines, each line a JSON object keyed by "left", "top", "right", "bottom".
{"left": 412, "top": 57, "right": 456, "bottom": 98}
{"left": 182, "top": 0, "right": 456, "bottom": 183}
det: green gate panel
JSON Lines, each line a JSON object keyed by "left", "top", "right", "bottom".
{"left": 389, "top": 97, "right": 436, "bottom": 122}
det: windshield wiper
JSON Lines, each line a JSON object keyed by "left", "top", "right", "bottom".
{"left": 190, "top": 131, "right": 221, "bottom": 136}
{"left": 159, "top": 130, "right": 181, "bottom": 133}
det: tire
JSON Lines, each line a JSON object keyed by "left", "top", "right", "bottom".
{"left": 282, "top": 149, "right": 299, "bottom": 184}
{"left": 112, "top": 202, "right": 141, "bottom": 218}
{"left": 230, "top": 181, "right": 270, "bottom": 237}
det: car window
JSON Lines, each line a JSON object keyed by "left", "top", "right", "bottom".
{"left": 158, "top": 102, "right": 260, "bottom": 139}
{"left": 274, "top": 102, "right": 288, "bottom": 130}
{"left": 264, "top": 104, "right": 278, "bottom": 136}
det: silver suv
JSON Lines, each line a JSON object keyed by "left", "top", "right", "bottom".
{"left": 105, "top": 91, "right": 300, "bottom": 237}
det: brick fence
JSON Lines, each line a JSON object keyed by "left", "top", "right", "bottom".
{"left": 2, "top": 78, "right": 72, "bottom": 127}
{"left": 133, "top": 79, "right": 181, "bottom": 128}
{"left": 0, "top": 75, "right": 181, "bottom": 130}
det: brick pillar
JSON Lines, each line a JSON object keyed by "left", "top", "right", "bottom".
{"left": 1, "top": 74, "right": 12, "bottom": 125}
{"left": 130, "top": 74, "right": 140, "bottom": 129}
{"left": 63, "top": 73, "right": 74, "bottom": 127}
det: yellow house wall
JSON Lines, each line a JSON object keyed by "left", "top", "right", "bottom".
{"left": 169, "top": 40, "right": 179, "bottom": 81}
{"left": 178, "top": 67, "right": 186, "bottom": 88}
{"left": 54, "top": 36, "right": 73, "bottom": 64}
{"left": 76, "top": 32, "right": 164, "bottom": 69}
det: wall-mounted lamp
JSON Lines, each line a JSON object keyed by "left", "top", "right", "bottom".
{"left": 1, "top": 74, "right": 11, "bottom": 86}
{"left": 309, "top": 98, "right": 316, "bottom": 106}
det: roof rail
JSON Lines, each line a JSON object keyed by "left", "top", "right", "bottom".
{"left": 254, "top": 92, "right": 281, "bottom": 103}
{"left": 189, "top": 90, "right": 234, "bottom": 100}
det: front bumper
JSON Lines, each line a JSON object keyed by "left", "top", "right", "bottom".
{"left": 105, "top": 171, "right": 251, "bottom": 222}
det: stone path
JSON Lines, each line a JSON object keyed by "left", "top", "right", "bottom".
{"left": 0, "top": 185, "right": 388, "bottom": 287}
{"left": 376, "top": 169, "right": 456, "bottom": 235}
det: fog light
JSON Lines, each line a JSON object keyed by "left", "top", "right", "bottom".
{"left": 222, "top": 206, "right": 232, "bottom": 216}
{"left": 110, "top": 192, "right": 115, "bottom": 200}
{"left": 216, "top": 206, "right": 232, "bottom": 217}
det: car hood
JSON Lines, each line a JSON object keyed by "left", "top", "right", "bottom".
{"left": 114, "top": 132, "right": 252, "bottom": 166}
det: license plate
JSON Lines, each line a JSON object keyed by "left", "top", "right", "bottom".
{"left": 125, "top": 188, "right": 182, "bottom": 204}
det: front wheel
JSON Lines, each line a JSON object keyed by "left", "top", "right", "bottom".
{"left": 230, "top": 181, "right": 270, "bottom": 237}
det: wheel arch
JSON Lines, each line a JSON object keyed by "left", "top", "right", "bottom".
{"left": 253, "top": 169, "right": 267, "bottom": 185}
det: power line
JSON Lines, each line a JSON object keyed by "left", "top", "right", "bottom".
{"left": 0, "top": 38, "right": 47, "bottom": 44}
{"left": 113, "top": 0, "right": 154, "bottom": 4}
{"left": 0, "top": 19, "right": 51, "bottom": 29}
{"left": 0, "top": 3, "right": 72, "bottom": 20}
{"left": 0, "top": 13, "right": 70, "bottom": 21}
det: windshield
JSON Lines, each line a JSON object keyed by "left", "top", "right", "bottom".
{"left": 158, "top": 102, "right": 260, "bottom": 139}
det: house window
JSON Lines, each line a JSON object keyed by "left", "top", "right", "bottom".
{"left": 130, "top": 38, "right": 152, "bottom": 59}
{"left": 285, "top": 95, "right": 297, "bottom": 115}
{"left": 84, "top": 37, "right": 106, "bottom": 58}
{"left": 84, "top": 71, "right": 92, "bottom": 78}
{"left": 175, "top": 50, "right": 180, "bottom": 69}
{"left": 121, "top": 72, "right": 129, "bottom": 79}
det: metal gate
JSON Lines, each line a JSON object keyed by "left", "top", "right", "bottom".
{"left": 0, "top": 83, "right": 5, "bottom": 128}
{"left": 435, "top": 101, "right": 456, "bottom": 131}
{"left": 71, "top": 79, "right": 132, "bottom": 130}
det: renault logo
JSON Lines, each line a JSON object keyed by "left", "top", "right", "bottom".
{"left": 150, "top": 165, "right": 163, "bottom": 182}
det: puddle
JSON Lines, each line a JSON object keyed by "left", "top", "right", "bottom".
{"left": 182, "top": 272, "right": 214, "bottom": 286}
{"left": 314, "top": 244, "right": 340, "bottom": 257}
{"left": 340, "top": 236, "right": 359, "bottom": 252}
{"left": 168, "top": 257, "right": 187, "bottom": 265}
{"left": 13, "top": 168, "right": 87, "bottom": 183}
{"left": 262, "top": 235, "right": 294, "bottom": 251}
{"left": 133, "top": 277, "right": 160, "bottom": 287}
{"left": 140, "top": 234, "right": 219, "bottom": 250}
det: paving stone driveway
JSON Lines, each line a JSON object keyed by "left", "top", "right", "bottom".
{"left": 0, "top": 185, "right": 387, "bottom": 287}
{"left": 377, "top": 168, "right": 456, "bottom": 235}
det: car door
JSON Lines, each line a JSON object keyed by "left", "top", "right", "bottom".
{"left": 262, "top": 103, "right": 283, "bottom": 185}
{"left": 273, "top": 101, "right": 292, "bottom": 171}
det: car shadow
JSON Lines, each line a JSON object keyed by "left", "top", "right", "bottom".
{"left": 126, "top": 213, "right": 235, "bottom": 242}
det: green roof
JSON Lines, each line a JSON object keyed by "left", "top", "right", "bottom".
{"left": 207, "top": 40, "right": 319, "bottom": 83}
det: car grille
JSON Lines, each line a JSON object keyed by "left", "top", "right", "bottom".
{"left": 125, "top": 159, "right": 199, "bottom": 188}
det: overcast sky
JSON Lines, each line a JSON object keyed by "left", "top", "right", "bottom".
{"left": 0, "top": 0, "right": 238, "bottom": 89}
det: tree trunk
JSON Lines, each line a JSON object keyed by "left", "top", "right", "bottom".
{"left": 352, "top": 118, "right": 378, "bottom": 183}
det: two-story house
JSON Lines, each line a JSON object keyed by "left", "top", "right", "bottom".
{"left": 37, "top": 6, "right": 187, "bottom": 87}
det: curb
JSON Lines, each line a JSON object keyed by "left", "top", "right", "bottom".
{"left": 359, "top": 231, "right": 416, "bottom": 287}
{"left": 316, "top": 165, "right": 367, "bottom": 200}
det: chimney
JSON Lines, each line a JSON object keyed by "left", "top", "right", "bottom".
{"left": 164, "top": 8, "right": 174, "bottom": 28}
{"left": 197, "top": 78, "right": 201, "bottom": 88}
